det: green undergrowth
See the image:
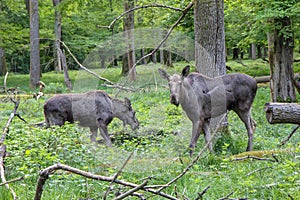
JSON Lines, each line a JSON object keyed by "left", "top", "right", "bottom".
{"left": 0, "top": 63, "right": 300, "bottom": 199}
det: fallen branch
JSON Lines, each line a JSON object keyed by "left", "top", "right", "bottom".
{"left": 114, "top": 180, "right": 148, "bottom": 200}
{"left": 104, "top": 151, "right": 134, "bottom": 199}
{"left": 280, "top": 125, "right": 300, "bottom": 146}
{"left": 0, "top": 176, "right": 24, "bottom": 187}
{"left": 195, "top": 185, "right": 210, "bottom": 200}
{"left": 1, "top": 98, "right": 20, "bottom": 200}
{"left": 34, "top": 163, "right": 176, "bottom": 200}
{"left": 232, "top": 155, "right": 277, "bottom": 162}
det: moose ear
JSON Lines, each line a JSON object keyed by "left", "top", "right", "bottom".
{"left": 181, "top": 65, "right": 190, "bottom": 78}
{"left": 124, "top": 97, "right": 132, "bottom": 108}
{"left": 158, "top": 68, "right": 170, "bottom": 80}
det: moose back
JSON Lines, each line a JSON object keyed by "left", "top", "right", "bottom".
{"left": 43, "top": 90, "right": 139, "bottom": 146}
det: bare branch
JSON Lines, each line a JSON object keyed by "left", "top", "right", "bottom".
{"left": 104, "top": 151, "right": 134, "bottom": 199}
{"left": 0, "top": 177, "right": 24, "bottom": 187}
{"left": 114, "top": 180, "right": 148, "bottom": 200}
{"left": 232, "top": 155, "right": 277, "bottom": 162}
{"left": 59, "top": 41, "right": 114, "bottom": 85}
{"left": 1, "top": 99, "right": 20, "bottom": 200}
{"left": 115, "top": 2, "right": 194, "bottom": 97}
{"left": 280, "top": 125, "right": 300, "bottom": 146}
{"left": 102, "top": 3, "right": 183, "bottom": 30}
{"left": 34, "top": 163, "right": 176, "bottom": 200}
{"left": 195, "top": 185, "right": 211, "bottom": 200}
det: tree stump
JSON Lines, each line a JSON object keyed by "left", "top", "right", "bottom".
{"left": 264, "top": 102, "right": 300, "bottom": 124}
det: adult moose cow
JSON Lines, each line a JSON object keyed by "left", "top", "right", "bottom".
{"left": 159, "top": 66, "right": 257, "bottom": 156}
{"left": 44, "top": 90, "right": 139, "bottom": 146}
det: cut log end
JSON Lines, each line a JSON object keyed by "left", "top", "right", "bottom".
{"left": 264, "top": 102, "right": 300, "bottom": 124}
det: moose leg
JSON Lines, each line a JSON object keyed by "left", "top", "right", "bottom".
{"left": 203, "top": 121, "right": 213, "bottom": 153}
{"left": 236, "top": 110, "right": 254, "bottom": 151}
{"left": 189, "top": 120, "right": 203, "bottom": 156}
{"left": 97, "top": 120, "right": 112, "bottom": 147}
{"left": 89, "top": 126, "right": 98, "bottom": 142}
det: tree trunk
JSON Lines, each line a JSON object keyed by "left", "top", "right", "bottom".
{"left": 122, "top": 0, "right": 136, "bottom": 80}
{"left": 257, "top": 44, "right": 262, "bottom": 59}
{"left": 264, "top": 102, "right": 300, "bottom": 124}
{"left": 232, "top": 47, "right": 239, "bottom": 59}
{"left": 53, "top": 0, "right": 63, "bottom": 72}
{"left": 152, "top": 51, "right": 157, "bottom": 64}
{"left": 0, "top": 47, "right": 7, "bottom": 76}
{"left": 251, "top": 43, "right": 256, "bottom": 60}
{"left": 269, "top": 17, "right": 295, "bottom": 102}
{"left": 29, "top": 0, "right": 41, "bottom": 88}
{"left": 194, "top": 0, "right": 227, "bottom": 132}
{"left": 58, "top": 48, "right": 72, "bottom": 90}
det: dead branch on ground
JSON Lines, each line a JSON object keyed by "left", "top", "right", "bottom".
{"left": 0, "top": 98, "right": 20, "bottom": 200}
{"left": 34, "top": 163, "right": 177, "bottom": 200}
{"left": 195, "top": 185, "right": 211, "bottom": 200}
{"left": 231, "top": 155, "right": 277, "bottom": 162}
{"left": 103, "top": 151, "right": 134, "bottom": 199}
{"left": 280, "top": 125, "right": 300, "bottom": 146}
{"left": 0, "top": 177, "right": 24, "bottom": 187}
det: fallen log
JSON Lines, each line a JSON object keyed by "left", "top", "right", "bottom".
{"left": 255, "top": 73, "right": 300, "bottom": 83}
{"left": 264, "top": 102, "right": 300, "bottom": 124}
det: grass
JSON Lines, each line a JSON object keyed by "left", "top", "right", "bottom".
{"left": 0, "top": 61, "right": 300, "bottom": 199}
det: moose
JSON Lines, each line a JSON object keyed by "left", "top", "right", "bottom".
{"left": 43, "top": 90, "right": 139, "bottom": 146}
{"left": 159, "top": 65, "right": 257, "bottom": 156}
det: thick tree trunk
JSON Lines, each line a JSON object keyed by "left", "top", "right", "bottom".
{"left": 270, "top": 17, "right": 295, "bottom": 102}
{"left": 0, "top": 47, "right": 7, "bottom": 76}
{"left": 29, "top": 0, "right": 41, "bottom": 88}
{"left": 232, "top": 47, "right": 239, "bottom": 59}
{"left": 265, "top": 103, "right": 300, "bottom": 124}
{"left": 122, "top": 0, "right": 136, "bottom": 80}
{"left": 194, "top": 0, "right": 227, "bottom": 131}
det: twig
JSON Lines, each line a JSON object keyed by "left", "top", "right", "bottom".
{"left": 0, "top": 176, "right": 24, "bottom": 186}
{"left": 246, "top": 166, "right": 273, "bottom": 176}
{"left": 114, "top": 180, "right": 148, "bottom": 200}
{"left": 280, "top": 125, "right": 300, "bottom": 146}
{"left": 195, "top": 185, "right": 211, "bottom": 200}
{"left": 232, "top": 155, "right": 277, "bottom": 162}
{"left": 104, "top": 151, "right": 134, "bottom": 199}
{"left": 34, "top": 163, "right": 176, "bottom": 200}
{"left": 218, "top": 191, "right": 234, "bottom": 200}
{"left": 102, "top": 3, "right": 183, "bottom": 30}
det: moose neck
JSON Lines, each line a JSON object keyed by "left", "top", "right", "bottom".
{"left": 111, "top": 99, "right": 124, "bottom": 120}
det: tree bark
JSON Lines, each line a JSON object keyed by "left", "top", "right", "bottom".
{"left": 264, "top": 102, "right": 300, "bottom": 124}
{"left": 251, "top": 43, "right": 256, "bottom": 60}
{"left": 29, "top": 0, "right": 41, "bottom": 88}
{"left": 122, "top": 0, "right": 136, "bottom": 80}
{"left": 194, "top": 0, "right": 226, "bottom": 76}
{"left": 0, "top": 47, "right": 7, "bottom": 76}
{"left": 194, "top": 0, "right": 227, "bottom": 131}
{"left": 53, "top": 0, "right": 63, "bottom": 72}
{"left": 269, "top": 17, "right": 295, "bottom": 102}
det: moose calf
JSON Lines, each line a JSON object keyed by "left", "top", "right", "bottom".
{"left": 44, "top": 90, "right": 139, "bottom": 146}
